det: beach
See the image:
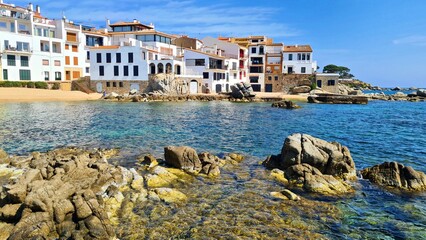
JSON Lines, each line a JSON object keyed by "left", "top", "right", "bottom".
{"left": 0, "top": 88, "right": 102, "bottom": 102}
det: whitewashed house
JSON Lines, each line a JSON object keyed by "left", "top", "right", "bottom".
{"left": 283, "top": 45, "right": 317, "bottom": 74}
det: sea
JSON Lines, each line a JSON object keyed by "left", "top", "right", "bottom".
{"left": 0, "top": 100, "right": 425, "bottom": 239}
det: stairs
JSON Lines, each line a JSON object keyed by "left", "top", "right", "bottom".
{"left": 72, "top": 78, "right": 95, "bottom": 94}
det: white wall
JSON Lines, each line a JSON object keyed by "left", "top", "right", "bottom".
{"left": 283, "top": 52, "right": 317, "bottom": 74}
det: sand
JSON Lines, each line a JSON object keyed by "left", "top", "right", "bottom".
{"left": 0, "top": 88, "right": 102, "bottom": 103}
{"left": 254, "top": 92, "right": 308, "bottom": 102}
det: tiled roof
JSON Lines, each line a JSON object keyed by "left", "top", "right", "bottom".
{"left": 109, "top": 21, "right": 153, "bottom": 29}
{"left": 284, "top": 45, "right": 312, "bottom": 52}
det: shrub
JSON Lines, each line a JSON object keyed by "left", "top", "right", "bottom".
{"left": 35, "top": 82, "right": 48, "bottom": 89}
{"left": 0, "top": 81, "right": 22, "bottom": 87}
{"left": 52, "top": 83, "right": 61, "bottom": 90}
{"left": 311, "top": 82, "right": 317, "bottom": 90}
{"left": 26, "top": 82, "right": 35, "bottom": 88}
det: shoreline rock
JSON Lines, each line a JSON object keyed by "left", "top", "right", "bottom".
{"left": 361, "top": 162, "right": 426, "bottom": 192}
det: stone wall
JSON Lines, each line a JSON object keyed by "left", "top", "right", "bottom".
{"left": 265, "top": 74, "right": 314, "bottom": 93}
{"left": 90, "top": 80, "right": 149, "bottom": 94}
{"left": 315, "top": 74, "right": 339, "bottom": 94}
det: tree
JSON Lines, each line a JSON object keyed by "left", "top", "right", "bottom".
{"left": 323, "top": 64, "right": 354, "bottom": 78}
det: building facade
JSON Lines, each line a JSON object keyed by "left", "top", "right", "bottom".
{"left": 283, "top": 45, "right": 317, "bottom": 75}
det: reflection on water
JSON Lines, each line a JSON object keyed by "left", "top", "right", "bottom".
{"left": 0, "top": 100, "right": 425, "bottom": 238}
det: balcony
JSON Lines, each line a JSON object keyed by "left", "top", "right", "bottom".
{"left": 65, "top": 22, "right": 80, "bottom": 30}
{"left": 33, "top": 18, "right": 56, "bottom": 26}
{"left": 0, "top": 10, "right": 31, "bottom": 20}
{"left": 3, "top": 45, "right": 32, "bottom": 54}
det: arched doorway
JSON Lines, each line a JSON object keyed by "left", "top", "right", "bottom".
{"left": 189, "top": 80, "right": 198, "bottom": 94}
{"left": 175, "top": 65, "right": 181, "bottom": 75}
{"left": 215, "top": 84, "right": 222, "bottom": 93}
{"left": 158, "top": 63, "right": 164, "bottom": 73}
{"left": 165, "top": 63, "right": 172, "bottom": 74}
{"left": 149, "top": 63, "right": 156, "bottom": 74}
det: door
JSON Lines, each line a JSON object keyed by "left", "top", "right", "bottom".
{"left": 317, "top": 80, "right": 322, "bottom": 88}
{"left": 215, "top": 84, "right": 222, "bottom": 93}
{"left": 65, "top": 71, "right": 71, "bottom": 80}
{"left": 265, "top": 84, "right": 273, "bottom": 92}
{"left": 287, "top": 67, "right": 293, "bottom": 74}
{"left": 189, "top": 80, "right": 198, "bottom": 94}
{"left": 130, "top": 83, "right": 140, "bottom": 92}
{"left": 96, "top": 82, "right": 103, "bottom": 93}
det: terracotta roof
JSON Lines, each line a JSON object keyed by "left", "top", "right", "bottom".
{"left": 267, "top": 43, "right": 283, "bottom": 46}
{"left": 109, "top": 21, "right": 153, "bottom": 29}
{"left": 83, "top": 30, "right": 108, "bottom": 36}
{"left": 107, "top": 30, "right": 175, "bottom": 38}
{"left": 284, "top": 45, "right": 312, "bottom": 52}
{"left": 90, "top": 46, "right": 120, "bottom": 50}
{"left": 185, "top": 48, "right": 225, "bottom": 59}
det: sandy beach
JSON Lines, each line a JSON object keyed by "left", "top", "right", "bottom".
{"left": 254, "top": 92, "right": 308, "bottom": 102}
{"left": 0, "top": 88, "right": 102, "bottom": 103}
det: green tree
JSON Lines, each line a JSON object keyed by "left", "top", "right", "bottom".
{"left": 323, "top": 64, "right": 354, "bottom": 78}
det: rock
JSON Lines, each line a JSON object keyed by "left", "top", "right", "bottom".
{"left": 164, "top": 146, "right": 202, "bottom": 174}
{"left": 130, "top": 168, "right": 145, "bottom": 191}
{"left": 129, "top": 89, "right": 138, "bottom": 95}
{"left": 391, "top": 87, "right": 401, "bottom": 91}
{"left": 227, "top": 153, "right": 245, "bottom": 163}
{"left": 152, "top": 188, "right": 187, "bottom": 204}
{"left": 0, "top": 204, "right": 23, "bottom": 222}
{"left": 0, "top": 148, "right": 9, "bottom": 164}
{"left": 417, "top": 89, "right": 426, "bottom": 97}
{"left": 53, "top": 199, "right": 74, "bottom": 224}
{"left": 144, "top": 166, "right": 180, "bottom": 188}
{"left": 263, "top": 134, "right": 356, "bottom": 195}
{"left": 281, "top": 189, "right": 301, "bottom": 201}
{"left": 270, "top": 169, "right": 288, "bottom": 185}
{"left": 308, "top": 93, "right": 368, "bottom": 104}
{"left": 0, "top": 222, "right": 14, "bottom": 240}
{"left": 131, "top": 96, "right": 140, "bottom": 102}
{"left": 291, "top": 86, "right": 311, "bottom": 94}
{"left": 73, "top": 194, "right": 93, "bottom": 220}
{"left": 281, "top": 133, "right": 356, "bottom": 180}
{"left": 271, "top": 101, "right": 301, "bottom": 109}
{"left": 9, "top": 212, "right": 55, "bottom": 240}
{"left": 393, "top": 92, "right": 407, "bottom": 97}
{"left": 84, "top": 215, "right": 111, "bottom": 239}
{"left": 361, "top": 162, "right": 426, "bottom": 191}
{"left": 198, "top": 152, "right": 220, "bottom": 177}
{"left": 270, "top": 191, "right": 289, "bottom": 200}
{"left": 139, "top": 154, "right": 159, "bottom": 169}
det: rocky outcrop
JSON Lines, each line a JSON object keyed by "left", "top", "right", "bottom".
{"left": 308, "top": 93, "right": 368, "bottom": 104}
{"left": 417, "top": 89, "right": 426, "bottom": 97}
{"left": 231, "top": 82, "right": 256, "bottom": 99}
{"left": 147, "top": 74, "right": 189, "bottom": 95}
{"left": 361, "top": 162, "right": 426, "bottom": 192}
{"left": 0, "top": 148, "right": 149, "bottom": 239}
{"left": 291, "top": 86, "right": 311, "bottom": 94}
{"left": 271, "top": 101, "right": 301, "bottom": 109}
{"left": 263, "top": 133, "right": 356, "bottom": 195}
{"left": 0, "top": 148, "right": 8, "bottom": 164}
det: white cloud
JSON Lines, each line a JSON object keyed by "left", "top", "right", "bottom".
{"left": 393, "top": 36, "right": 426, "bottom": 46}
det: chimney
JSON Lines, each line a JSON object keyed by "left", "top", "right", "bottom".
{"left": 106, "top": 19, "right": 112, "bottom": 32}
{"left": 36, "top": 5, "right": 40, "bottom": 14}
{"left": 133, "top": 19, "right": 138, "bottom": 23}
{"left": 28, "top": 3, "right": 33, "bottom": 11}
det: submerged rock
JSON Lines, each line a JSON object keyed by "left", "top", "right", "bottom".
{"left": 264, "top": 133, "right": 356, "bottom": 195}
{"left": 271, "top": 101, "right": 301, "bottom": 109}
{"left": 361, "top": 162, "right": 426, "bottom": 192}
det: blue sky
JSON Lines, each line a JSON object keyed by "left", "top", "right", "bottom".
{"left": 13, "top": 0, "right": 426, "bottom": 87}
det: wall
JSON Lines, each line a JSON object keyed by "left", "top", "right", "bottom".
{"left": 265, "top": 74, "right": 314, "bottom": 93}
{"left": 90, "top": 80, "right": 149, "bottom": 94}
{"left": 315, "top": 74, "right": 339, "bottom": 94}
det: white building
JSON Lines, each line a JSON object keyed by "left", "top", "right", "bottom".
{"left": 283, "top": 45, "right": 317, "bottom": 74}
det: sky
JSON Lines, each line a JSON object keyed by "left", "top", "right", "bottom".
{"left": 11, "top": 0, "right": 426, "bottom": 87}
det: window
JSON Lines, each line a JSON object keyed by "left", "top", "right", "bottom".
{"left": 116, "top": 53, "right": 121, "bottom": 63}
{"left": 301, "top": 67, "right": 306, "bottom": 73}
{"left": 65, "top": 56, "right": 70, "bottom": 65}
{"left": 0, "top": 21, "right": 6, "bottom": 28}
{"left": 3, "top": 69, "right": 8, "bottom": 80}
{"left": 86, "top": 51, "right": 90, "bottom": 60}
{"left": 17, "top": 42, "right": 29, "bottom": 52}
{"left": 307, "top": 54, "right": 311, "bottom": 61}
{"left": 65, "top": 45, "right": 69, "bottom": 50}
{"left": 66, "top": 32, "right": 77, "bottom": 42}
{"left": 55, "top": 72, "right": 61, "bottom": 80}
{"left": 142, "top": 52, "right": 146, "bottom": 60}
{"left": 251, "top": 57, "right": 263, "bottom": 64}
{"left": 251, "top": 47, "right": 256, "bottom": 54}
{"left": 99, "top": 66, "right": 104, "bottom": 76}
{"left": 54, "top": 60, "right": 61, "bottom": 66}
{"left": 289, "top": 54, "right": 293, "bottom": 61}
{"left": 10, "top": 23, "right": 15, "bottom": 32}
{"left": 42, "top": 59, "right": 49, "bottom": 66}
{"left": 44, "top": 71, "right": 49, "bottom": 81}
{"left": 249, "top": 76, "right": 259, "bottom": 83}
{"left": 302, "top": 54, "right": 306, "bottom": 61}
{"left": 317, "top": 80, "right": 322, "bottom": 88}
{"left": 19, "top": 70, "right": 31, "bottom": 80}
{"left": 73, "top": 57, "right": 78, "bottom": 66}
{"left": 40, "top": 42, "right": 49, "bottom": 52}
{"left": 72, "top": 45, "right": 78, "bottom": 52}
{"left": 297, "top": 54, "right": 301, "bottom": 61}
{"left": 186, "top": 59, "right": 205, "bottom": 66}
{"left": 268, "top": 76, "right": 272, "bottom": 81}
{"left": 124, "top": 66, "right": 129, "bottom": 76}
{"left": 259, "top": 46, "right": 264, "bottom": 55}
{"left": 327, "top": 80, "right": 336, "bottom": 86}
{"left": 119, "top": 82, "right": 124, "bottom": 88}
{"left": 249, "top": 66, "right": 263, "bottom": 73}
{"left": 52, "top": 43, "right": 60, "bottom": 53}
{"left": 114, "top": 66, "right": 119, "bottom": 76}
{"left": 97, "top": 53, "right": 102, "bottom": 63}
{"left": 133, "top": 65, "right": 139, "bottom": 76}
{"left": 7, "top": 55, "right": 16, "bottom": 66}
{"left": 106, "top": 53, "right": 111, "bottom": 63}
{"left": 112, "top": 82, "right": 117, "bottom": 87}
{"left": 274, "top": 76, "right": 279, "bottom": 81}
{"left": 203, "top": 72, "right": 209, "bottom": 79}
{"left": 106, "top": 82, "right": 110, "bottom": 87}
{"left": 86, "top": 67, "right": 89, "bottom": 73}
{"left": 233, "top": 73, "right": 237, "bottom": 79}
{"left": 128, "top": 53, "right": 133, "bottom": 63}
{"left": 21, "top": 56, "right": 29, "bottom": 67}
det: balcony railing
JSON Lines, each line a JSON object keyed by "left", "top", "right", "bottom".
{"left": 0, "top": 11, "right": 31, "bottom": 20}
{"left": 33, "top": 18, "right": 56, "bottom": 26}
{"left": 4, "top": 45, "right": 32, "bottom": 53}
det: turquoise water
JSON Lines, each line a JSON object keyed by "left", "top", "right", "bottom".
{"left": 0, "top": 100, "right": 425, "bottom": 238}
